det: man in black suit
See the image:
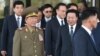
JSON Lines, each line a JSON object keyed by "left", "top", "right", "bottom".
{"left": 73, "top": 8, "right": 99, "bottom": 56}
{"left": 93, "top": 19, "right": 100, "bottom": 56}
{"left": 45, "top": 3, "right": 67, "bottom": 56}
{"left": 41, "top": 4, "right": 53, "bottom": 29}
{"left": 55, "top": 10, "right": 80, "bottom": 56}
{"left": 0, "top": 1, "right": 25, "bottom": 56}
{"left": 91, "top": 7, "right": 100, "bottom": 56}
{"left": 0, "top": 19, "right": 3, "bottom": 56}
{"left": 66, "top": 10, "right": 80, "bottom": 39}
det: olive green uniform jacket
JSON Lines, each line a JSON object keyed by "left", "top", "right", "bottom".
{"left": 13, "top": 26, "right": 44, "bottom": 56}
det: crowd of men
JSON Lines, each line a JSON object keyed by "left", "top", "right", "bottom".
{"left": 0, "top": 0, "right": 100, "bottom": 56}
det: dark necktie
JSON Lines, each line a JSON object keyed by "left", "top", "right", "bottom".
{"left": 61, "top": 20, "right": 64, "bottom": 26}
{"left": 17, "top": 17, "right": 20, "bottom": 28}
{"left": 70, "top": 26, "right": 74, "bottom": 38}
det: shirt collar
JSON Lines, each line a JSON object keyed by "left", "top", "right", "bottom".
{"left": 82, "top": 25, "right": 92, "bottom": 35}
{"left": 45, "top": 17, "right": 51, "bottom": 22}
{"left": 56, "top": 15, "right": 64, "bottom": 21}
{"left": 69, "top": 24, "right": 77, "bottom": 29}
{"left": 69, "top": 24, "right": 77, "bottom": 33}
{"left": 15, "top": 14, "right": 22, "bottom": 19}
{"left": 56, "top": 15, "right": 65, "bottom": 25}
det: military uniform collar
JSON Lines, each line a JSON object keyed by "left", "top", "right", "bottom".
{"left": 24, "top": 26, "right": 36, "bottom": 33}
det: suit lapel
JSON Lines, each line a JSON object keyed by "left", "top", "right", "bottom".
{"left": 67, "top": 24, "right": 80, "bottom": 37}
{"left": 41, "top": 18, "right": 46, "bottom": 28}
{"left": 64, "top": 25, "right": 71, "bottom": 37}
{"left": 11, "top": 15, "right": 18, "bottom": 28}
{"left": 73, "top": 24, "right": 80, "bottom": 36}
{"left": 62, "top": 25, "right": 71, "bottom": 40}
{"left": 11, "top": 15, "right": 25, "bottom": 28}
{"left": 81, "top": 27, "right": 98, "bottom": 55}
{"left": 54, "top": 17, "right": 60, "bottom": 27}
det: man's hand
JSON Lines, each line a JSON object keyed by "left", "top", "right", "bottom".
{"left": 1, "top": 51, "right": 7, "bottom": 56}
{"left": 47, "top": 55, "right": 52, "bottom": 56}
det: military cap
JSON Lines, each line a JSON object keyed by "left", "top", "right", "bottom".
{"left": 26, "top": 12, "right": 38, "bottom": 18}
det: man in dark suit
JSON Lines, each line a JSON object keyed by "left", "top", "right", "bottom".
{"left": 0, "top": 1, "right": 25, "bottom": 56}
{"left": 66, "top": 10, "right": 80, "bottom": 39}
{"left": 36, "top": 8, "right": 43, "bottom": 29}
{"left": 41, "top": 4, "right": 53, "bottom": 29}
{"left": 55, "top": 10, "right": 80, "bottom": 56}
{"left": 91, "top": 7, "right": 100, "bottom": 56}
{"left": 45, "top": 3, "right": 67, "bottom": 56}
{"left": 0, "top": 19, "right": 3, "bottom": 56}
{"left": 73, "top": 8, "right": 99, "bottom": 56}
{"left": 93, "top": 21, "right": 100, "bottom": 56}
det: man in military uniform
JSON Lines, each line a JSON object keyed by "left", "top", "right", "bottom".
{"left": 13, "top": 12, "right": 44, "bottom": 56}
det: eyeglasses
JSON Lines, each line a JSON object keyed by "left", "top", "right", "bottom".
{"left": 45, "top": 11, "right": 52, "bottom": 13}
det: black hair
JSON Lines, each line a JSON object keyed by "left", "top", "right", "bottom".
{"left": 80, "top": 0, "right": 88, "bottom": 8}
{"left": 41, "top": 4, "right": 53, "bottom": 11}
{"left": 66, "top": 9, "right": 79, "bottom": 18}
{"left": 67, "top": 3, "right": 78, "bottom": 9}
{"left": 55, "top": 3, "right": 67, "bottom": 10}
{"left": 53, "top": 3, "right": 67, "bottom": 16}
{"left": 88, "top": 7, "right": 100, "bottom": 21}
{"left": 13, "top": 1, "right": 24, "bottom": 8}
{"left": 38, "top": 7, "right": 42, "bottom": 11}
{"left": 81, "top": 7, "right": 98, "bottom": 21}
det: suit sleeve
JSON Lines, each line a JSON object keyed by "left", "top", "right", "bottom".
{"left": 45, "top": 22, "right": 52, "bottom": 55}
{"left": 1, "top": 17, "right": 8, "bottom": 51}
{"left": 55, "top": 28, "right": 62, "bottom": 56}
{"left": 13, "top": 30, "right": 21, "bottom": 56}
{"left": 73, "top": 34, "right": 87, "bottom": 56}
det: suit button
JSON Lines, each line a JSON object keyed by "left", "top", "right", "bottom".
{"left": 34, "top": 46, "right": 36, "bottom": 48}
{"left": 35, "top": 55, "right": 37, "bottom": 56}
{"left": 35, "top": 50, "right": 37, "bottom": 53}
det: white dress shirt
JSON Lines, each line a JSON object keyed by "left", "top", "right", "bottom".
{"left": 69, "top": 24, "right": 77, "bottom": 34}
{"left": 56, "top": 15, "right": 65, "bottom": 26}
{"left": 15, "top": 14, "right": 22, "bottom": 28}
{"left": 36, "top": 21, "right": 41, "bottom": 29}
{"left": 45, "top": 17, "right": 52, "bottom": 22}
{"left": 82, "top": 25, "right": 92, "bottom": 36}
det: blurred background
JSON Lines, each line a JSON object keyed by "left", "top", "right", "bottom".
{"left": 0, "top": 0, "right": 100, "bottom": 19}
{"left": 0, "top": 0, "right": 100, "bottom": 41}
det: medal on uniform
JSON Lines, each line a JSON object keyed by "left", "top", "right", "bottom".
{"left": 39, "top": 34, "right": 43, "bottom": 41}
{"left": 25, "top": 36, "right": 27, "bottom": 39}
